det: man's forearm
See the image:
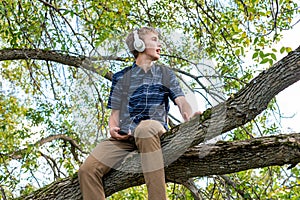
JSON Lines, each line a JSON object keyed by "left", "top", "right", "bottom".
{"left": 109, "top": 109, "right": 120, "bottom": 129}
{"left": 175, "top": 96, "right": 193, "bottom": 122}
{"left": 181, "top": 101, "right": 193, "bottom": 121}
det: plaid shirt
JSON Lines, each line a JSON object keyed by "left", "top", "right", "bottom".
{"left": 108, "top": 63, "right": 184, "bottom": 133}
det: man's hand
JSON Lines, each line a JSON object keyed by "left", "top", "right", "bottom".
{"left": 110, "top": 126, "right": 131, "bottom": 140}
{"left": 175, "top": 96, "right": 202, "bottom": 122}
{"left": 183, "top": 111, "right": 202, "bottom": 122}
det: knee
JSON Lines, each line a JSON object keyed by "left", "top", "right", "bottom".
{"left": 135, "top": 120, "right": 165, "bottom": 139}
{"left": 78, "top": 156, "right": 107, "bottom": 180}
{"left": 78, "top": 160, "right": 92, "bottom": 179}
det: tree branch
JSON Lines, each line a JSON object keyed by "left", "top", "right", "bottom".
{"left": 0, "top": 185, "right": 7, "bottom": 200}
{"left": 2, "top": 134, "right": 88, "bottom": 160}
{"left": 17, "top": 133, "right": 300, "bottom": 199}
{"left": 220, "top": 175, "right": 252, "bottom": 200}
{"left": 181, "top": 179, "right": 203, "bottom": 200}
{"left": 0, "top": 48, "right": 125, "bottom": 80}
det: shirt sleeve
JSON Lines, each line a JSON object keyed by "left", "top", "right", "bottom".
{"left": 107, "top": 73, "right": 122, "bottom": 110}
{"left": 168, "top": 69, "right": 184, "bottom": 103}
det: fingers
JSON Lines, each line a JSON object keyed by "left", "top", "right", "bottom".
{"left": 193, "top": 111, "right": 202, "bottom": 117}
{"left": 183, "top": 112, "right": 190, "bottom": 122}
{"left": 116, "top": 134, "right": 130, "bottom": 140}
{"left": 110, "top": 127, "right": 131, "bottom": 140}
{"left": 184, "top": 111, "right": 202, "bottom": 122}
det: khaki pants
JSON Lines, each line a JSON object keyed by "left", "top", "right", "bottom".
{"left": 78, "top": 120, "right": 167, "bottom": 200}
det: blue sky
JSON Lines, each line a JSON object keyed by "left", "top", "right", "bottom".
{"left": 274, "top": 20, "right": 300, "bottom": 133}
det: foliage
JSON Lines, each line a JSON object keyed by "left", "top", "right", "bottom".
{"left": 201, "top": 167, "right": 300, "bottom": 199}
{"left": 108, "top": 183, "right": 194, "bottom": 200}
{"left": 0, "top": 0, "right": 299, "bottom": 199}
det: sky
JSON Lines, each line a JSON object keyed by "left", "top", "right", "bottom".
{"left": 273, "top": 20, "right": 300, "bottom": 133}
{"left": 169, "top": 16, "right": 300, "bottom": 136}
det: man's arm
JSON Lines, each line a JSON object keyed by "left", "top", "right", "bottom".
{"left": 175, "top": 96, "right": 201, "bottom": 122}
{"left": 109, "top": 109, "right": 130, "bottom": 140}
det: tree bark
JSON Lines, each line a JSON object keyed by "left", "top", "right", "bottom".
{"left": 8, "top": 45, "right": 300, "bottom": 199}
{"left": 0, "top": 48, "right": 115, "bottom": 81}
{"left": 17, "top": 133, "right": 300, "bottom": 200}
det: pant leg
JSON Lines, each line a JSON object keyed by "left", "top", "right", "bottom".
{"left": 134, "top": 120, "right": 167, "bottom": 200}
{"left": 79, "top": 155, "right": 110, "bottom": 200}
{"left": 78, "top": 138, "right": 135, "bottom": 200}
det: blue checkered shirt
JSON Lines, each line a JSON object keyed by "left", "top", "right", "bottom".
{"left": 108, "top": 63, "right": 184, "bottom": 133}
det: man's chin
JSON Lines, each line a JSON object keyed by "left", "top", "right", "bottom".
{"left": 153, "top": 55, "right": 160, "bottom": 61}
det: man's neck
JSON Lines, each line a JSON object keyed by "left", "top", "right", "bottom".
{"left": 135, "top": 57, "right": 153, "bottom": 72}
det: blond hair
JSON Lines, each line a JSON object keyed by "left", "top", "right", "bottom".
{"left": 125, "top": 27, "right": 159, "bottom": 58}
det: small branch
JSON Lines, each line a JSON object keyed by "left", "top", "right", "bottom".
{"left": 39, "top": 151, "right": 60, "bottom": 179}
{"left": 220, "top": 175, "right": 252, "bottom": 200}
{"left": 37, "top": 0, "right": 85, "bottom": 52}
{"left": 46, "top": 61, "right": 58, "bottom": 100}
{"left": 0, "top": 185, "right": 7, "bottom": 200}
{"left": 38, "top": 134, "right": 88, "bottom": 154}
{"left": 182, "top": 179, "right": 203, "bottom": 200}
{"left": 2, "top": 133, "right": 88, "bottom": 161}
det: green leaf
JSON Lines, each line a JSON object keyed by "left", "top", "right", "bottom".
{"left": 286, "top": 47, "right": 292, "bottom": 53}
{"left": 252, "top": 52, "right": 259, "bottom": 59}
{"left": 270, "top": 53, "right": 277, "bottom": 60}
{"left": 260, "top": 58, "right": 269, "bottom": 64}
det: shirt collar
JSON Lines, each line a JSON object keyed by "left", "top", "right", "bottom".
{"left": 132, "top": 62, "right": 156, "bottom": 75}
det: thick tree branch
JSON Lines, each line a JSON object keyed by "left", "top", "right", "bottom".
{"left": 17, "top": 133, "right": 300, "bottom": 199}
{"left": 0, "top": 48, "right": 122, "bottom": 80}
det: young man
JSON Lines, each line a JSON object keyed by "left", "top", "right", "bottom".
{"left": 79, "top": 27, "right": 197, "bottom": 200}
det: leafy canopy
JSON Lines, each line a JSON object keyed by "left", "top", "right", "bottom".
{"left": 0, "top": 0, "right": 299, "bottom": 199}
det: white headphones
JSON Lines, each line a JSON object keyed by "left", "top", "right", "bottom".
{"left": 133, "top": 30, "right": 145, "bottom": 52}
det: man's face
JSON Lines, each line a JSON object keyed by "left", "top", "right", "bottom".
{"left": 142, "top": 32, "right": 161, "bottom": 61}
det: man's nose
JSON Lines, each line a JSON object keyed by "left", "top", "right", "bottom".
{"left": 158, "top": 41, "right": 162, "bottom": 47}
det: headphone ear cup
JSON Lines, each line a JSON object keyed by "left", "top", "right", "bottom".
{"left": 133, "top": 30, "right": 145, "bottom": 52}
